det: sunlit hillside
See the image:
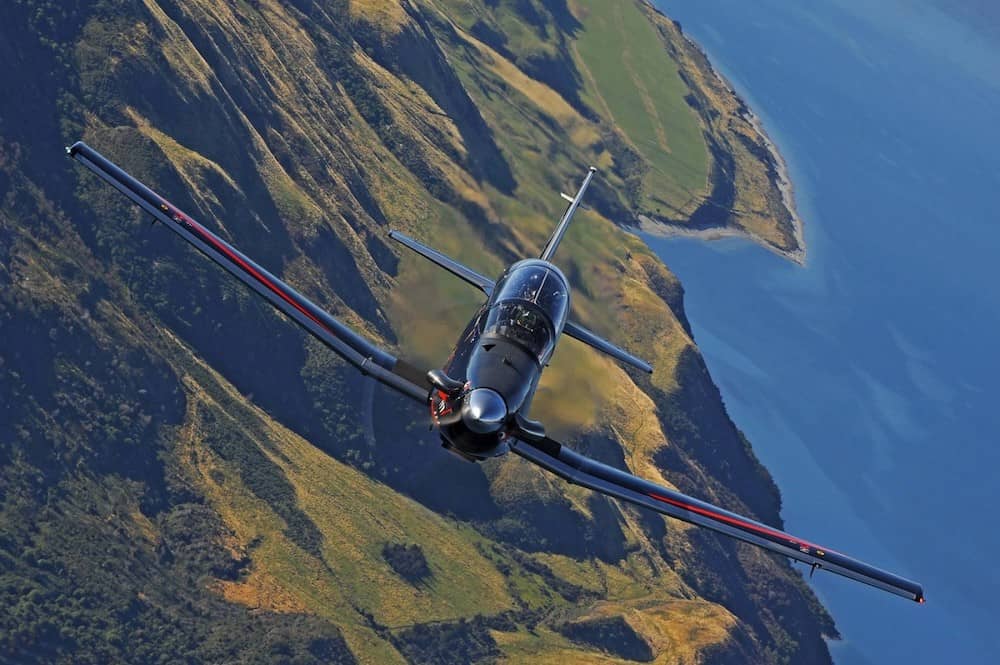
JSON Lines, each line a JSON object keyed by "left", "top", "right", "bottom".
{"left": 1, "top": 1, "right": 830, "bottom": 663}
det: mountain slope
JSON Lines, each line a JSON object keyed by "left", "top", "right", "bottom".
{"left": 1, "top": 0, "right": 832, "bottom": 663}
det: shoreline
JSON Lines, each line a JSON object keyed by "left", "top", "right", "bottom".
{"left": 636, "top": 213, "right": 805, "bottom": 265}
{"left": 639, "top": 8, "right": 808, "bottom": 266}
{"left": 687, "top": 24, "right": 808, "bottom": 264}
{"left": 744, "top": 105, "right": 808, "bottom": 264}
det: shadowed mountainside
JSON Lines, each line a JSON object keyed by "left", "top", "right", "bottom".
{"left": 1, "top": 0, "right": 831, "bottom": 663}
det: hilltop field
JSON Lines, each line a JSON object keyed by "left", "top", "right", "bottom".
{"left": 1, "top": 1, "right": 827, "bottom": 663}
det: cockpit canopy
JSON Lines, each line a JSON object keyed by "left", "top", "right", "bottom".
{"left": 484, "top": 262, "right": 569, "bottom": 362}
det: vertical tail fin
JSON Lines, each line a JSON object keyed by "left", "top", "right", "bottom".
{"left": 539, "top": 167, "right": 597, "bottom": 262}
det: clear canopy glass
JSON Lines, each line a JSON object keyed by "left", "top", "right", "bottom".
{"left": 491, "top": 264, "right": 568, "bottom": 326}
{"left": 484, "top": 301, "right": 553, "bottom": 360}
{"left": 485, "top": 263, "right": 568, "bottom": 360}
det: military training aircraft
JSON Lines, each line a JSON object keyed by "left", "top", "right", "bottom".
{"left": 68, "top": 141, "right": 925, "bottom": 604}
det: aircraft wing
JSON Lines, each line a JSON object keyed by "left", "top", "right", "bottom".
{"left": 562, "top": 320, "right": 653, "bottom": 374}
{"left": 510, "top": 435, "right": 925, "bottom": 603}
{"left": 68, "top": 141, "right": 429, "bottom": 404}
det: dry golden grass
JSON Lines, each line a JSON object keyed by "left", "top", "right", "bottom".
{"left": 559, "top": 597, "right": 737, "bottom": 665}
{"left": 128, "top": 508, "right": 161, "bottom": 546}
{"left": 349, "top": 0, "right": 411, "bottom": 35}
{"left": 493, "top": 594, "right": 736, "bottom": 665}
{"left": 140, "top": 0, "right": 215, "bottom": 93}
{"left": 212, "top": 567, "right": 311, "bottom": 614}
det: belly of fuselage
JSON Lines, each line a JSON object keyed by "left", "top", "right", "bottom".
{"left": 438, "top": 423, "right": 507, "bottom": 460}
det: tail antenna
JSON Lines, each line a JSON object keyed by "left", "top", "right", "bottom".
{"left": 539, "top": 167, "right": 597, "bottom": 262}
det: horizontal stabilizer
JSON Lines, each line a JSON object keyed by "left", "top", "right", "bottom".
{"left": 560, "top": 192, "right": 591, "bottom": 211}
{"left": 563, "top": 320, "right": 653, "bottom": 374}
{"left": 388, "top": 230, "right": 494, "bottom": 295}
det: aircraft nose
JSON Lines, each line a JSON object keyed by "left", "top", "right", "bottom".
{"left": 462, "top": 388, "right": 507, "bottom": 434}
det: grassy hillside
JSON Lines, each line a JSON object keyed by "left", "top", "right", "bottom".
{"left": 2, "top": 0, "right": 829, "bottom": 663}
{"left": 574, "top": 0, "right": 709, "bottom": 214}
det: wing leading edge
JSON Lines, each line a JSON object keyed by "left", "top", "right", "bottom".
{"left": 562, "top": 321, "right": 653, "bottom": 374}
{"left": 511, "top": 436, "right": 924, "bottom": 603}
{"left": 68, "top": 141, "right": 428, "bottom": 403}
{"left": 387, "top": 230, "right": 494, "bottom": 295}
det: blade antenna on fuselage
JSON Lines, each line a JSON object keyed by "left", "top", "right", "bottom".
{"left": 539, "top": 167, "right": 597, "bottom": 262}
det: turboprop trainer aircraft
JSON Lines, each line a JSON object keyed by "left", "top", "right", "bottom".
{"left": 68, "top": 141, "right": 924, "bottom": 603}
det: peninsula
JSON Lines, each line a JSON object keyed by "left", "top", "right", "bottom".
{"left": 632, "top": 2, "right": 807, "bottom": 263}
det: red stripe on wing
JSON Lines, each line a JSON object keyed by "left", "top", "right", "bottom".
{"left": 646, "top": 491, "right": 822, "bottom": 552}
{"left": 176, "top": 209, "right": 331, "bottom": 335}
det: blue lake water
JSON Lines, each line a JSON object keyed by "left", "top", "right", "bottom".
{"left": 650, "top": 1, "right": 1000, "bottom": 663}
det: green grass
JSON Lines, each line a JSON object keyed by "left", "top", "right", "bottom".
{"left": 573, "top": 0, "right": 710, "bottom": 215}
